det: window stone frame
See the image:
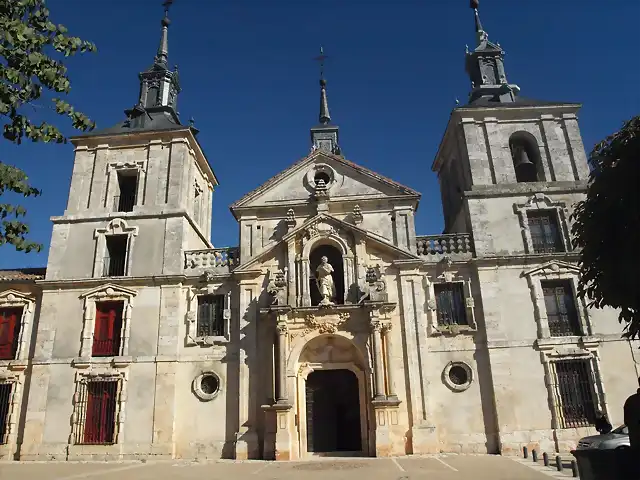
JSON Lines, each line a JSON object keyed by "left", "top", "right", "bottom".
{"left": 0, "top": 372, "right": 23, "bottom": 456}
{"left": 92, "top": 218, "right": 139, "bottom": 278}
{"left": 186, "top": 285, "right": 231, "bottom": 346}
{"left": 104, "top": 160, "right": 146, "bottom": 213}
{"left": 442, "top": 361, "right": 474, "bottom": 392}
{"left": 523, "top": 260, "right": 592, "bottom": 340}
{"left": 0, "top": 289, "right": 36, "bottom": 364}
{"left": 192, "top": 371, "right": 223, "bottom": 401}
{"left": 425, "top": 262, "right": 477, "bottom": 336}
{"left": 77, "top": 284, "right": 136, "bottom": 364}
{"left": 538, "top": 346, "right": 606, "bottom": 431}
{"left": 514, "top": 193, "right": 571, "bottom": 254}
{"left": 69, "top": 370, "right": 127, "bottom": 450}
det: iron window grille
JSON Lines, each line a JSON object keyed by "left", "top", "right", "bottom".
{"left": 552, "top": 359, "right": 597, "bottom": 429}
{"left": 74, "top": 378, "right": 120, "bottom": 445}
{"left": 0, "top": 381, "right": 12, "bottom": 444}
{"left": 434, "top": 283, "right": 468, "bottom": 326}
{"left": 527, "top": 211, "right": 565, "bottom": 253}
{"left": 113, "top": 173, "right": 137, "bottom": 213}
{"left": 92, "top": 302, "right": 124, "bottom": 357}
{"left": 0, "top": 307, "right": 22, "bottom": 360}
{"left": 103, "top": 235, "right": 128, "bottom": 277}
{"left": 197, "top": 294, "right": 225, "bottom": 337}
{"left": 542, "top": 280, "right": 582, "bottom": 337}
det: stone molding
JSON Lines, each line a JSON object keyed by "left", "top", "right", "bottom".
{"left": 92, "top": 218, "right": 139, "bottom": 278}
{"left": 185, "top": 285, "right": 231, "bottom": 346}
{"left": 77, "top": 284, "right": 137, "bottom": 360}
{"left": 69, "top": 369, "right": 128, "bottom": 450}
{"left": 538, "top": 346, "right": 607, "bottom": 431}
{"left": 0, "top": 370, "right": 23, "bottom": 456}
{"left": 192, "top": 371, "right": 223, "bottom": 402}
{"left": 442, "top": 361, "right": 474, "bottom": 392}
{"left": 0, "top": 289, "right": 36, "bottom": 362}
{"left": 522, "top": 260, "right": 592, "bottom": 339}
{"left": 105, "top": 159, "right": 146, "bottom": 213}
{"left": 514, "top": 193, "right": 571, "bottom": 254}
{"left": 424, "top": 260, "right": 477, "bottom": 336}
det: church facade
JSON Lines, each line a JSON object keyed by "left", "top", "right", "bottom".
{"left": 0, "top": 7, "right": 638, "bottom": 462}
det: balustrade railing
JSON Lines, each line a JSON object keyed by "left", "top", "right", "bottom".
{"left": 416, "top": 233, "right": 474, "bottom": 258}
{"left": 185, "top": 247, "right": 240, "bottom": 273}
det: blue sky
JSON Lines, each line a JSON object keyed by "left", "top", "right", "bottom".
{"left": 1, "top": 0, "right": 638, "bottom": 269}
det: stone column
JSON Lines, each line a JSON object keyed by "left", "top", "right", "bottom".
{"left": 370, "top": 318, "right": 386, "bottom": 400}
{"left": 382, "top": 323, "right": 397, "bottom": 399}
{"left": 301, "top": 258, "right": 311, "bottom": 306}
{"left": 287, "top": 240, "right": 297, "bottom": 306}
{"left": 276, "top": 319, "right": 288, "bottom": 403}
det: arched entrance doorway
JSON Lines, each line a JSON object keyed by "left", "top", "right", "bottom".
{"left": 295, "top": 334, "right": 370, "bottom": 457}
{"left": 305, "top": 369, "right": 361, "bottom": 453}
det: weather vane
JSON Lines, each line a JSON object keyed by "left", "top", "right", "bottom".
{"left": 314, "top": 46, "right": 328, "bottom": 80}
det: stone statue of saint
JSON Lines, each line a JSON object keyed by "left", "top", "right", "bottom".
{"left": 315, "top": 256, "right": 336, "bottom": 306}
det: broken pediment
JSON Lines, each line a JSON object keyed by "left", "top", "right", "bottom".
{"left": 521, "top": 260, "right": 581, "bottom": 279}
{"left": 231, "top": 150, "right": 419, "bottom": 211}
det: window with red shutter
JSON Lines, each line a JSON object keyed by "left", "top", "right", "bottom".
{"left": 83, "top": 380, "right": 118, "bottom": 444}
{"left": 92, "top": 302, "right": 124, "bottom": 357}
{"left": 0, "top": 308, "right": 22, "bottom": 360}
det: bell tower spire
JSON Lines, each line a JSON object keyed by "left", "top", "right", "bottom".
{"left": 124, "top": 0, "right": 181, "bottom": 129}
{"left": 310, "top": 47, "right": 341, "bottom": 155}
{"left": 465, "top": 0, "right": 520, "bottom": 104}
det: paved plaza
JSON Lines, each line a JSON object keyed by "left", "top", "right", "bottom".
{"left": 0, "top": 455, "right": 575, "bottom": 480}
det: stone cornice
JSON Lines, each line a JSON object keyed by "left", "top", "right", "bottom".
{"left": 464, "top": 181, "right": 587, "bottom": 199}
{"left": 471, "top": 252, "right": 581, "bottom": 269}
{"left": 35, "top": 274, "right": 191, "bottom": 290}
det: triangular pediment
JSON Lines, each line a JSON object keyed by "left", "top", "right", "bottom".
{"left": 79, "top": 283, "right": 137, "bottom": 299}
{"left": 0, "top": 289, "right": 35, "bottom": 303}
{"left": 233, "top": 213, "right": 420, "bottom": 273}
{"left": 231, "top": 150, "right": 420, "bottom": 211}
{"left": 522, "top": 260, "right": 581, "bottom": 278}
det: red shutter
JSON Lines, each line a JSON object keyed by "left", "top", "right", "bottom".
{"left": 0, "top": 308, "right": 22, "bottom": 360}
{"left": 92, "top": 302, "right": 123, "bottom": 356}
{"left": 83, "top": 381, "right": 117, "bottom": 444}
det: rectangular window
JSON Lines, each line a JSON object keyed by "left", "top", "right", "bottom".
{"left": 553, "top": 359, "right": 597, "bottom": 428}
{"left": 0, "top": 382, "right": 12, "bottom": 445}
{"left": 197, "top": 294, "right": 225, "bottom": 337}
{"left": 92, "top": 302, "right": 124, "bottom": 357}
{"left": 0, "top": 307, "right": 22, "bottom": 360}
{"left": 77, "top": 380, "right": 119, "bottom": 445}
{"left": 114, "top": 172, "right": 137, "bottom": 213}
{"left": 434, "top": 283, "right": 468, "bottom": 326}
{"left": 542, "top": 280, "right": 581, "bottom": 337}
{"left": 103, "top": 235, "right": 128, "bottom": 277}
{"left": 527, "top": 211, "right": 565, "bottom": 253}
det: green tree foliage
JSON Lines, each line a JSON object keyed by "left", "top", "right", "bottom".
{"left": 571, "top": 116, "right": 640, "bottom": 339}
{"left": 0, "top": 0, "right": 96, "bottom": 252}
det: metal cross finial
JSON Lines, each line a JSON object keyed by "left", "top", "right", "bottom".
{"left": 314, "top": 46, "right": 328, "bottom": 80}
{"left": 163, "top": 0, "right": 174, "bottom": 14}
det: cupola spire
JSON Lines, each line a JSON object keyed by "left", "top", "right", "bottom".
{"left": 465, "top": 0, "right": 520, "bottom": 104}
{"left": 310, "top": 47, "right": 341, "bottom": 155}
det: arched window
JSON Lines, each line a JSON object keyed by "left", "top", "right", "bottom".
{"left": 309, "top": 244, "right": 344, "bottom": 306}
{"left": 509, "top": 132, "right": 543, "bottom": 183}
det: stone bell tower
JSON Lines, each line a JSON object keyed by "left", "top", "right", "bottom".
{"left": 432, "top": 4, "right": 591, "bottom": 257}
{"left": 45, "top": 3, "right": 218, "bottom": 281}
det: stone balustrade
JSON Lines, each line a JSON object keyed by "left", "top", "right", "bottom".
{"left": 416, "top": 233, "right": 474, "bottom": 260}
{"left": 184, "top": 247, "right": 240, "bottom": 274}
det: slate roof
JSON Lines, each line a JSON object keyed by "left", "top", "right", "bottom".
{"left": 73, "top": 108, "right": 187, "bottom": 139}
{"left": 0, "top": 268, "right": 46, "bottom": 282}
{"left": 230, "top": 150, "right": 421, "bottom": 211}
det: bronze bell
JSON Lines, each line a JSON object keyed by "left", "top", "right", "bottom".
{"left": 513, "top": 146, "right": 538, "bottom": 181}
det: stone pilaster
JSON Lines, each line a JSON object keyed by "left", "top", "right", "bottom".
{"left": 261, "top": 404, "right": 293, "bottom": 461}
{"left": 236, "top": 277, "right": 260, "bottom": 459}
{"left": 276, "top": 319, "right": 289, "bottom": 403}
{"left": 369, "top": 317, "right": 386, "bottom": 400}
{"left": 382, "top": 323, "right": 398, "bottom": 400}
{"left": 151, "top": 360, "right": 177, "bottom": 456}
